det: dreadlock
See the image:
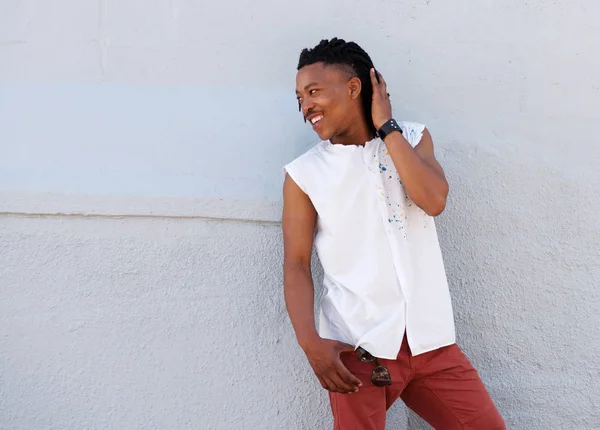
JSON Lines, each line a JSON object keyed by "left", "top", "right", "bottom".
{"left": 297, "top": 38, "right": 376, "bottom": 136}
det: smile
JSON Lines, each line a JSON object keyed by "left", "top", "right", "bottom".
{"left": 310, "top": 115, "right": 323, "bottom": 124}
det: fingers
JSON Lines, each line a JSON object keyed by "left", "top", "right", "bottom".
{"left": 312, "top": 340, "right": 363, "bottom": 393}
{"left": 370, "top": 68, "right": 387, "bottom": 93}
{"left": 333, "top": 341, "right": 362, "bottom": 387}
{"left": 327, "top": 372, "right": 356, "bottom": 393}
{"left": 322, "top": 375, "right": 343, "bottom": 393}
{"left": 370, "top": 68, "right": 379, "bottom": 87}
{"left": 316, "top": 374, "right": 327, "bottom": 390}
{"left": 336, "top": 362, "right": 363, "bottom": 389}
{"left": 318, "top": 369, "right": 361, "bottom": 393}
{"left": 317, "top": 362, "right": 361, "bottom": 393}
{"left": 317, "top": 372, "right": 342, "bottom": 393}
{"left": 377, "top": 70, "right": 387, "bottom": 86}
{"left": 334, "top": 372, "right": 355, "bottom": 392}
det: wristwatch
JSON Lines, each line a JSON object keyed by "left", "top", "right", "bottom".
{"left": 376, "top": 118, "right": 402, "bottom": 140}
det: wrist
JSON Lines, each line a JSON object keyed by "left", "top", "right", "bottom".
{"left": 376, "top": 118, "right": 402, "bottom": 141}
{"left": 298, "top": 332, "right": 321, "bottom": 351}
{"left": 374, "top": 117, "right": 392, "bottom": 130}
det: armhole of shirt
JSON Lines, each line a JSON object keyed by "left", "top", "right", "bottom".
{"left": 400, "top": 122, "right": 426, "bottom": 148}
{"left": 282, "top": 143, "right": 324, "bottom": 196}
{"left": 282, "top": 162, "right": 308, "bottom": 195}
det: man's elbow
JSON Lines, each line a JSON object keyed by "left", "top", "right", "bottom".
{"left": 283, "top": 257, "right": 312, "bottom": 277}
{"left": 424, "top": 200, "right": 446, "bottom": 216}
{"left": 422, "top": 189, "right": 448, "bottom": 217}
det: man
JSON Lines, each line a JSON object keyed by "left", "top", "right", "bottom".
{"left": 282, "top": 38, "right": 505, "bottom": 429}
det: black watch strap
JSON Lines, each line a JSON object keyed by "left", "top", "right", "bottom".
{"left": 376, "top": 119, "right": 402, "bottom": 140}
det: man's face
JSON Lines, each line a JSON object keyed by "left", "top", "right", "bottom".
{"left": 295, "top": 62, "right": 359, "bottom": 141}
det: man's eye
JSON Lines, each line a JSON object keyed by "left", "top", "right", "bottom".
{"left": 309, "top": 89, "right": 319, "bottom": 95}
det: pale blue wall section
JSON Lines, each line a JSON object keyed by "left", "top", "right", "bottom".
{"left": 0, "top": 84, "right": 315, "bottom": 199}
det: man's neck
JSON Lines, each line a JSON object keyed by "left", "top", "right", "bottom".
{"left": 330, "top": 122, "right": 374, "bottom": 146}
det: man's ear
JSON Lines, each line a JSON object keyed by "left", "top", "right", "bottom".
{"left": 348, "top": 77, "right": 362, "bottom": 100}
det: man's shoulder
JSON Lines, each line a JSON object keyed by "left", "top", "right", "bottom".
{"left": 397, "top": 120, "right": 426, "bottom": 133}
{"left": 285, "top": 141, "right": 327, "bottom": 167}
{"left": 282, "top": 141, "right": 327, "bottom": 192}
{"left": 397, "top": 121, "right": 426, "bottom": 147}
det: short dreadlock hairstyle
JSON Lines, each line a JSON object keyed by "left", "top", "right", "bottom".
{"left": 297, "top": 38, "right": 377, "bottom": 136}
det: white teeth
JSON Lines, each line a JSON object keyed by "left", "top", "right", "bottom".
{"left": 311, "top": 116, "right": 323, "bottom": 124}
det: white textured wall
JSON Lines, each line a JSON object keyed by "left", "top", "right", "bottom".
{"left": 1, "top": 1, "right": 599, "bottom": 429}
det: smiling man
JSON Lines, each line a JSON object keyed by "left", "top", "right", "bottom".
{"left": 281, "top": 38, "right": 505, "bottom": 429}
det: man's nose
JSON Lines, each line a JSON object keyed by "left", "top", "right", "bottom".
{"left": 302, "top": 102, "right": 316, "bottom": 121}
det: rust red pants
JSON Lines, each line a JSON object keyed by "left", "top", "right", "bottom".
{"left": 329, "top": 337, "right": 505, "bottom": 429}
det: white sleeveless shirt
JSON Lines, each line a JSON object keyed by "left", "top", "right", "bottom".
{"left": 284, "top": 121, "right": 455, "bottom": 358}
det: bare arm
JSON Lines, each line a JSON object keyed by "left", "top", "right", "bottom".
{"left": 383, "top": 128, "right": 449, "bottom": 216}
{"left": 282, "top": 173, "right": 319, "bottom": 348}
{"left": 282, "top": 173, "right": 362, "bottom": 393}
